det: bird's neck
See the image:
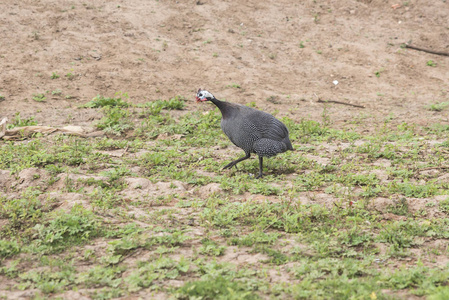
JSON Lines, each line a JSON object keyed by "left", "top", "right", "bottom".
{"left": 210, "top": 97, "right": 224, "bottom": 108}
{"left": 210, "top": 97, "right": 231, "bottom": 117}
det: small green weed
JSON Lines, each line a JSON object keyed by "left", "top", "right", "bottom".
{"left": 147, "top": 230, "right": 191, "bottom": 247}
{"left": 387, "top": 181, "right": 439, "bottom": 198}
{"left": 387, "top": 198, "right": 409, "bottom": 216}
{"left": 257, "top": 246, "right": 289, "bottom": 265}
{"left": 377, "top": 220, "right": 425, "bottom": 250}
{"left": 338, "top": 227, "right": 372, "bottom": 247}
{"left": 297, "top": 119, "right": 329, "bottom": 138}
{"left": 0, "top": 136, "right": 96, "bottom": 173}
{"left": 439, "top": 198, "right": 449, "bottom": 214}
{"left": 375, "top": 68, "right": 385, "bottom": 78}
{"left": 427, "top": 102, "right": 449, "bottom": 112}
{"left": 199, "top": 238, "right": 226, "bottom": 256}
{"left": 175, "top": 275, "right": 259, "bottom": 300}
{"left": 83, "top": 93, "right": 130, "bottom": 108}
{"left": 126, "top": 257, "right": 190, "bottom": 292}
{"left": 0, "top": 239, "right": 21, "bottom": 258}
{"left": 139, "top": 96, "right": 185, "bottom": 115}
{"left": 65, "top": 71, "right": 75, "bottom": 80}
{"left": 6, "top": 112, "right": 38, "bottom": 129}
{"left": 32, "top": 205, "right": 103, "bottom": 253}
{"left": 0, "top": 189, "right": 47, "bottom": 236}
{"left": 426, "top": 60, "right": 437, "bottom": 67}
{"left": 107, "top": 234, "right": 144, "bottom": 257}
{"left": 88, "top": 188, "right": 126, "bottom": 210}
{"left": 76, "top": 265, "right": 124, "bottom": 288}
{"left": 96, "top": 106, "right": 133, "bottom": 135}
{"left": 18, "top": 268, "right": 75, "bottom": 294}
{"left": 230, "top": 231, "right": 280, "bottom": 247}
{"left": 32, "top": 93, "right": 46, "bottom": 102}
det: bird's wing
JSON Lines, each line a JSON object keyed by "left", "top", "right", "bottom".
{"left": 244, "top": 109, "right": 289, "bottom": 141}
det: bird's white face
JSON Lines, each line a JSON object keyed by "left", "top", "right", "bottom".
{"left": 195, "top": 89, "right": 214, "bottom": 102}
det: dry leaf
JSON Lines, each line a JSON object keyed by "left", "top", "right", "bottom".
{"left": 0, "top": 120, "right": 91, "bottom": 140}
{"left": 0, "top": 117, "right": 7, "bottom": 138}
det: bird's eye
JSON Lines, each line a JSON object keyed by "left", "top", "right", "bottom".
{"left": 199, "top": 93, "right": 203, "bottom": 97}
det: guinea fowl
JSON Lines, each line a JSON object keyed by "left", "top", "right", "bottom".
{"left": 196, "top": 88, "right": 293, "bottom": 178}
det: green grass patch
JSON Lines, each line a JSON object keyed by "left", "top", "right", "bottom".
{"left": 175, "top": 275, "right": 259, "bottom": 300}
{"left": 31, "top": 205, "right": 104, "bottom": 253}
{"left": 2, "top": 106, "right": 449, "bottom": 299}
{"left": 83, "top": 94, "right": 130, "bottom": 108}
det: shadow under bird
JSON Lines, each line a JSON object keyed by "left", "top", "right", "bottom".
{"left": 195, "top": 88, "right": 293, "bottom": 178}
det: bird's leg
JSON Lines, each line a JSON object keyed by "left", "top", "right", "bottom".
{"left": 223, "top": 153, "right": 251, "bottom": 170}
{"left": 255, "top": 156, "right": 264, "bottom": 179}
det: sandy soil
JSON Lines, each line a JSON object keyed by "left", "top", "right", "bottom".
{"left": 1, "top": 0, "right": 448, "bottom": 129}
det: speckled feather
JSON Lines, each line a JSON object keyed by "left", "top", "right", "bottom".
{"left": 215, "top": 100, "right": 293, "bottom": 157}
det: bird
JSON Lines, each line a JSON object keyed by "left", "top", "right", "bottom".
{"left": 195, "top": 88, "right": 293, "bottom": 178}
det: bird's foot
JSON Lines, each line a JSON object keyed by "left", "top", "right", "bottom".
{"left": 223, "top": 162, "right": 236, "bottom": 170}
{"left": 255, "top": 173, "right": 263, "bottom": 179}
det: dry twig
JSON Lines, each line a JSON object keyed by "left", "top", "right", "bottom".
{"left": 315, "top": 96, "right": 365, "bottom": 109}
{"left": 403, "top": 44, "right": 449, "bottom": 57}
{"left": 118, "top": 146, "right": 129, "bottom": 157}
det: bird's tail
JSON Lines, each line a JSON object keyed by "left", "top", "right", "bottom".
{"left": 285, "top": 138, "right": 294, "bottom": 151}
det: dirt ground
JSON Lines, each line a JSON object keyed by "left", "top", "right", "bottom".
{"left": 1, "top": 0, "right": 449, "bottom": 299}
{"left": 1, "top": 0, "right": 448, "bottom": 128}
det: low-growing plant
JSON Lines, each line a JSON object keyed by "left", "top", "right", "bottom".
{"left": 126, "top": 257, "right": 190, "bottom": 292}
{"left": 387, "top": 197, "right": 409, "bottom": 216}
{"left": 0, "top": 239, "right": 21, "bottom": 258}
{"left": 32, "top": 205, "right": 103, "bottom": 253}
{"left": 199, "top": 238, "right": 226, "bottom": 256}
{"left": 0, "top": 189, "right": 47, "bottom": 235}
{"left": 65, "top": 71, "right": 75, "bottom": 80}
{"left": 439, "top": 198, "right": 449, "bottom": 214}
{"left": 96, "top": 106, "right": 133, "bottom": 135}
{"left": 426, "top": 60, "right": 437, "bottom": 67}
{"left": 387, "top": 181, "right": 439, "bottom": 198}
{"left": 175, "top": 275, "right": 259, "bottom": 300}
{"left": 427, "top": 102, "right": 449, "bottom": 112}
{"left": 139, "top": 96, "right": 185, "bottom": 116}
{"left": 76, "top": 265, "right": 124, "bottom": 288}
{"left": 230, "top": 231, "right": 280, "bottom": 247}
{"left": 375, "top": 68, "right": 384, "bottom": 78}
{"left": 32, "top": 93, "right": 46, "bottom": 102}
{"left": 6, "top": 112, "right": 38, "bottom": 129}
{"left": 83, "top": 93, "right": 130, "bottom": 108}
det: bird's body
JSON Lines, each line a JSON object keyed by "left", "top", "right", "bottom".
{"left": 196, "top": 89, "right": 293, "bottom": 178}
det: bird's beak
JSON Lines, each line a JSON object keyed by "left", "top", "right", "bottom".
{"left": 195, "top": 96, "right": 207, "bottom": 102}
